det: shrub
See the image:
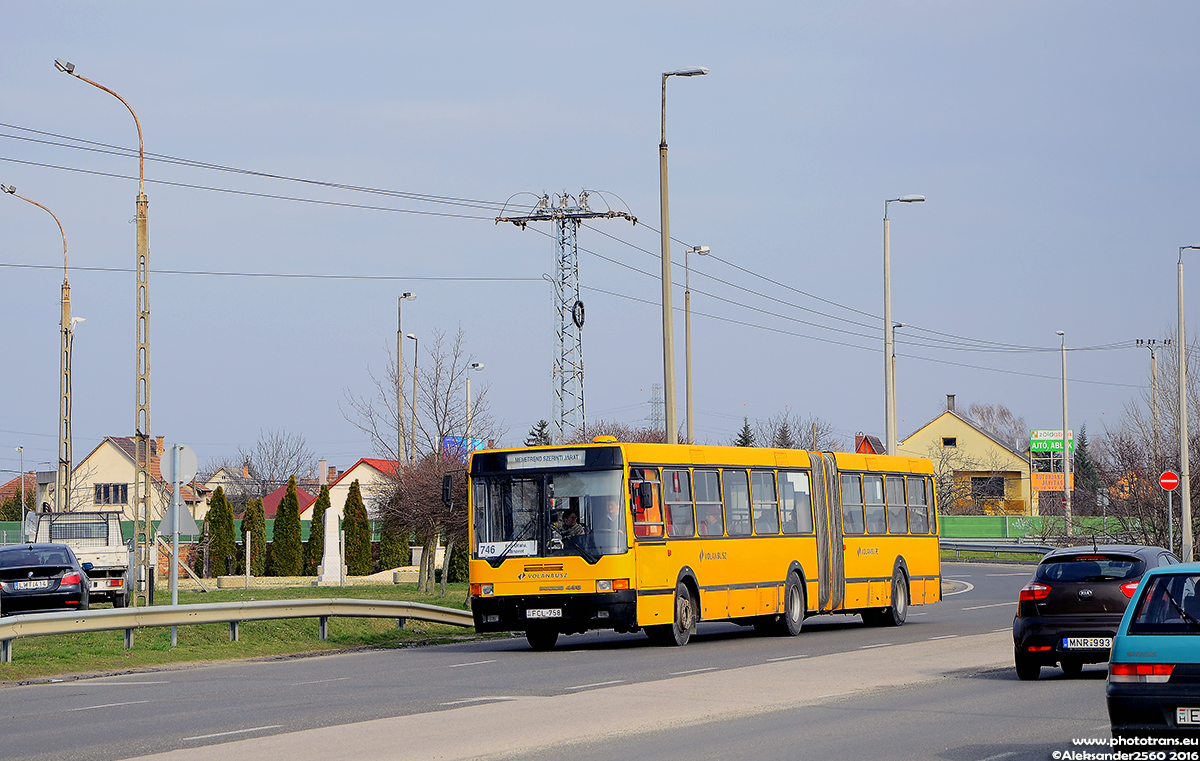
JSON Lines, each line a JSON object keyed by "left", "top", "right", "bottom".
{"left": 270, "top": 477, "right": 303, "bottom": 576}
{"left": 240, "top": 497, "right": 267, "bottom": 576}
{"left": 207, "top": 486, "right": 237, "bottom": 577}
{"left": 343, "top": 481, "right": 372, "bottom": 576}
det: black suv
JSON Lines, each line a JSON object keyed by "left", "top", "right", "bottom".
{"left": 1013, "top": 544, "right": 1179, "bottom": 680}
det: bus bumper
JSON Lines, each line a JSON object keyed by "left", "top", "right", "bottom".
{"left": 472, "top": 590, "right": 638, "bottom": 634}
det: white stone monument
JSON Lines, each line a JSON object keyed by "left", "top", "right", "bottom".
{"left": 316, "top": 508, "right": 344, "bottom": 586}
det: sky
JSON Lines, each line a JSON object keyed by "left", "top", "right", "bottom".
{"left": 1, "top": 3, "right": 1198, "bottom": 477}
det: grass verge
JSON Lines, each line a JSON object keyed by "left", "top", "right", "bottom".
{"left": 941, "top": 549, "right": 1043, "bottom": 563}
{"left": 0, "top": 583, "right": 488, "bottom": 683}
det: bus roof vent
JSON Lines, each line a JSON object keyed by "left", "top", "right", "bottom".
{"left": 592, "top": 436, "right": 618, "bottom": 444}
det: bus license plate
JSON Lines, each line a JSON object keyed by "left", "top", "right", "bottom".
{"left": 1178, "top": 708, "right": 1200, "bottom": 725}
{"left": 15, "top": 580, "right": 49, "bottom": 590}
{"left": 1063, "top": 637, "right": 1111, "bottom": 650}
{"left": 527, "top": 608, "right": 562, "bottom": 619}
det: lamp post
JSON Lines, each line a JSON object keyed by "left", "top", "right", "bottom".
{"left": 685, "top": 245, "right": 710, "bottom": 444}
{"left": 1, "top": 184, "right": 73, "bottom": 512}
{"left": 1057, "top": 330, "right": 1072, "bottom": 537}
{"left": 883, "top": 195, "right": 924, "bottom": 454}
{"left": 1178, "top": 246, "right": 1200, "bottom": 561}
{"left": 15, "top": 447, "right": 24, "bottom": 519}
{"left": 56, "top": 58, "right": 153, "bottom": 602}
{"left": 659, "top": 66, "right": 708, "bottom": 445}
{"left": 397, "top": 293, "right": 416, "bottom": 464}
{"left": 466, "top": 362, "right": 484, "bottom": 448}
{"left": 406, "top": 334, "right": 418, "bottom": 463}
{"left": 891, "top": 322, "right": 905, "bottom": 448}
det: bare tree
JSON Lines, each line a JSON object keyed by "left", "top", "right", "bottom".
{"left": 966, "top": 403, "right": 1029, "bottom": 453}
{"left": 201, "top": 429, "right": 315, "bottom": 511}
{"left": 379, "top": 453, "right": 468, "bottom": 595}
{"left": 923, "top": 441, "right": 1015, "bottom": 516}
{"left": 567, "top": 419, "right": 665, "bottom": 444}
{"left": 753, "top": 410, "right": 845, "bottom": 451}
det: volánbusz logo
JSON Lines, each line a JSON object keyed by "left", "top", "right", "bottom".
{"left": 856, "top": 546, "right": 879, "bottom": 556}
{"left": 518, "top": 572, "right": 568, "bottom": 581}
{"left": 698, "top": 550, "right": 727, "bottom": 562}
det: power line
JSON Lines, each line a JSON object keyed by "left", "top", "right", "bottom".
{"left": 0, "top": 262, "right": 542, "bottom": 283}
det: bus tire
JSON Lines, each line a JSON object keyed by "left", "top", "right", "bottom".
{"left": 778, "top": 573, "right": 805, "bottom": 636}
{"left": 526, "top": 629, "right": 559, "bottom": 651}
{"left": 649, "top": 581, "right": 696, "bottom": 646}
{"left": 864, "top": 570, "right": 908, "bottom": 627}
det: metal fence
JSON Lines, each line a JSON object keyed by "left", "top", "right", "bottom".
{"left": 0, "top": 598, "right": 475, "bottom": 663}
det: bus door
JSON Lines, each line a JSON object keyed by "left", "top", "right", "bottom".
{"left": 630, "top": 468, "right": 669, "bottom": 589}
{"left": 810, "top": 453, "right": 845, "bottom": 611}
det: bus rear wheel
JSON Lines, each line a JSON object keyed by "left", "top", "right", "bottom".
{"left": 526, "top": 629, "right": 559, "bottom": 651}
{"left": 863, "top": 570, "right": 908, "bottom": 627}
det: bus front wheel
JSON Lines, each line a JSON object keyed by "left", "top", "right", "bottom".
{"left": 647, "top": 582, "right": 696, "bottom": 646}
{"left": 526, "top": 629, "right": 559, "bottom": 651}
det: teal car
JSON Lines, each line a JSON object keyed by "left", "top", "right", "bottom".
{"left": 1107, "top": 562, "right": 1200, "bottom": 737}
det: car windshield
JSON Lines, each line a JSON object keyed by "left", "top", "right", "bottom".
{"left": 473, "top": 469, "right": 627, "bottom": 562}
{"left": 0, "top": 547, "right": 73, "bottom": 569}
{"left": 1036, "top": 554, "right": 1143, "bottom": 582}
{"left": 1127, "top": 573, "right": 1200, "bottom": 635}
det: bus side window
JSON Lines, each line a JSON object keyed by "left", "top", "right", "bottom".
{"left": 751, "top": 471, "right": 779, "bottom": 535}
{"left": 779, "top": 471, "right": 814, "bottom": 534}
{"left": 886, "top": 475, "right": 908, "bottom": 534}
{"left": 631, "top": 468, "right": 664, "bottom": 538}
{"left": 663, "top": 469, "right": 695, "bottom": 537}
{"left": 723, "top": 469, "right": 752, "bottom": 536}
{"left": 695, "top": 470, "right": 724, "bottom": 536}
{"left": 863, "top": 475, "right": 886, "bottom": 534}
{"left": 841, "top": 474, "right": 865, "bottom": 535}
{"left": 907, "top": 476, "right": 929, "bottom": 534}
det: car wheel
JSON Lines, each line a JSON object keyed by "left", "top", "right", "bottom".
{"left": 1060, "top": 659, "right": 1083, "bottom": 678}
{"left": 525, "top": 629, "right": 558, "bottom": 651}
{"left": 1015, "top": 650, "right": 1041, "bottom": 681}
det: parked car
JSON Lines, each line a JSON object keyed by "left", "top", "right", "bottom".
{"left": 0, "top": 543, "right": 91, "bottom": 616}
{"left": 1107, "top": 563, "right": 1200, "bottom": 737}
{"left": 1013, "top": 544, "right": 1179, "bottom": 680}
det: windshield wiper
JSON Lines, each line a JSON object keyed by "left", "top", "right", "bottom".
{"left": 487, "top": 520, "right": 539, "bottom": 568}
{"left": 563, "top": 534, "right": 600, "bottom": 564}
{"left": 1163, "top": 591, "right": 1200, "bottom": 630}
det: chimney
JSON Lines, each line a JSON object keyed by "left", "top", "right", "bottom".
{"left": 946, "top": 394, "right": 956, "bottom": 412}
{"left": 243, "top": 462, "right": 249, "bottom": 479}
{"left": 854, "top": 432, "right": 865, "bottom": 451}
{"left": 155, "top": 435, "right": 164, "bottom": 456}
{"left": 318, "top": 459, "right": 328, "bottom": 486}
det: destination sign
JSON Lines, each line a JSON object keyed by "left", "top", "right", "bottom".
{"left": 506, "top": 450, "right": 587, "bottom": 470}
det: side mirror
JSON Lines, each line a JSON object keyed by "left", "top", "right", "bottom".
{"left": 442, "top": 474, "right": 453, "bottom": 506}
{"left": 638, "top": 481, "right": 654, "bottom": 507}
{"left": 82, "top": 562, "right": 93, "bottom": 572}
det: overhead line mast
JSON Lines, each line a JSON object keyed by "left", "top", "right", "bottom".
{"left": 498, "top": 191, "right": 636, "bottom": 443}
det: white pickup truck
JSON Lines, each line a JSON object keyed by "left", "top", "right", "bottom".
{"left": 26, "top": 511, "right": 132, "bottom": 607}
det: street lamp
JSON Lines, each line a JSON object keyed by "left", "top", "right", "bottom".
{"left": 57, "top": 58, "right": 154, "bottom": 602}
{"left": 406, "top": 334, "right": 418, "bottom": 463}
{"left": 891, "top": 322, "right": 905, "bottom": 447}
{"left": 466, "top": 362, "right": 485, "bottom": 448}
{"left": 1178, "top": 246, "right": 1200, "bottom": 561}
{"left": 883, "top": 195, "right": 924, "bottom": 454}
{"left": 685, "top": 245, "right": 710, "bottom": 444}
{"left": 1057, "top": 331, "right": 1072, "bottom": 537}
{"left": 1, "top": 184, "right": 73, "bottom": 512}
{"left": 659, "top": 66, "right": 708, "bottom": 445}
{"left": 397, "top": 292, "right": 416, "bottom": 464}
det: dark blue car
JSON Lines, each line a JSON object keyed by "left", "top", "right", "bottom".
{"left": 0, "top": 543, "right": 91, "bottom": 616}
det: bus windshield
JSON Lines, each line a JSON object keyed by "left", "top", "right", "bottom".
{"left": 473, "top": 469, "right": 626, "bottom": 563}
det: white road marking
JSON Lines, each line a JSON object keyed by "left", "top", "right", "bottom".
{"left": 68, "top": 700, "right": 150, "bottom": 712}
{"left": 669, "top": 667, "right": 717, "bottom": 676}
{"left": 908, "top": 612, "right": 928, "bottom": 616}
{"left": 986, "top": 573, "right": 1031, "bottom": 577}
{"left": 859, "top": 643, "right": 892, "bottom": 649}
{"left": 961, "top": 601, "right": 1015, "bottom": 611}
{"left": 290, "top": 677, "right": 349, "bottom": 686}
{"left": 448, "top": 660, "right": 497, "bottom": 668}
{"left": 943, "top": 580, "right": 975, "bottom": 596}
{"left": 182, "top": 726, "right": 282, "bottom": 742}
{"left": 766, "top": 654, "right": 810, "bottom": 662}
{"left": 928, "top": 634, "right": 959, "bottom": 640}
{"left": 943, "top": 575, "right": 973, "bottom": 578}
{"left": 979, "top": 753, "right": 1018, "bottom": 761}
{"left": 993, "top": 628, "right": 1012, "bottom": 633}
{"left": 67, "top": 681, "right": 169, "bottom": 686}
{"left": 567, "top": 680, "right": 624, "bottom": 690}
{"left": 440, "top": 696, "right": 519, "bottom": 706}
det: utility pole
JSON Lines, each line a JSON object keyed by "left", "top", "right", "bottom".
{"left": 397, "top": 293, "right": 415, "bottom": 463}
{"left": 1138, "top": 338, "right": 1169, "bottom": 468}
{"left": 56, "top": 59, "right": 153, "bottom": 603}
{"left": 497, "top": 191, "right": 635, "bottom": 443}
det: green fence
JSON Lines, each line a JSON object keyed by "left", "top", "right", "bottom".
{"left": 0, "top": 519, "right": 384, "bottom": 545}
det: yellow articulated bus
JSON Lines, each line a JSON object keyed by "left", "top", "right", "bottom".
{"left": 468, "top": 438, "right": 941, "bottom": 649}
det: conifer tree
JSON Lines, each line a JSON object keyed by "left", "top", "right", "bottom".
{"left": 525, "top": 420, "right": 552, "bottom": 446}
{"left": 207, "top": 486, "right": 237, "bottom": 577}
{"left": 270, "top": 476, "right": 303, "bottom": 576}
{"left": 304, "top": 484, "right": 329, "bottom": 575}
{"left": 1074, "top": 423, "right": 1101, "bottom": 493}
{"left": 379, "top": 521, "right": 410, "bottom": 570}
{"left": 447, "top": 540, "right": 469, "bottom": 583}
{"left": 734, "top": 417, "right": 756, "bottom": 447}
{"left": 772, "top": 420, "right": 796, "bottom": 449}
{"left": 343, "top": 480, "right": 373, "bottom": 575}
{"left": 240, "top": 497, "right": 267, "bottom": 576}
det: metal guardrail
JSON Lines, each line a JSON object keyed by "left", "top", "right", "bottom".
{"left": 0, "top": 598, "right": 475, "bottom": 663}
{"left": 940, "top": 540, "right": 1055, "bottom": 557}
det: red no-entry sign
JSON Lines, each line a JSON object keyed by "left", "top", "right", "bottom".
{"left": 1161, "top": 471, "right": 1180, "bottom": 491}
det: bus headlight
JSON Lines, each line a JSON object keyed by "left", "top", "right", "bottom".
{"left": 470, "top": 584, "right": 494, "bottom": 596}
{"left": 597, "top": 580, "right": 612, "bottom": 592}
{"left": 597, "top": 579, "right": 629, "bottom": 592}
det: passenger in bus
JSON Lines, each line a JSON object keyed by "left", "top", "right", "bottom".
{"left": 561, "top": 509, "right": 585, "bottom": 538}
{"left": 698, "top": 505, "right": 723, "bottom": 536}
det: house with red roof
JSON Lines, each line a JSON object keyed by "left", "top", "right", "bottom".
{"left": 261, "top": 481, "right": 319, "bottom": 519}
{"left": 329, "top": 458, "right": 398, "bottom": 519}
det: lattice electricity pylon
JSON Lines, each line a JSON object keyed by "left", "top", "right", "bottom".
{"left": 497, "top": 190, "right": 636, "bottom": 443}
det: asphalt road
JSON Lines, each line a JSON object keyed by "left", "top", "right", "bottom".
{"left": 0, "top": 562, "right": 1097, "bottom": 761}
